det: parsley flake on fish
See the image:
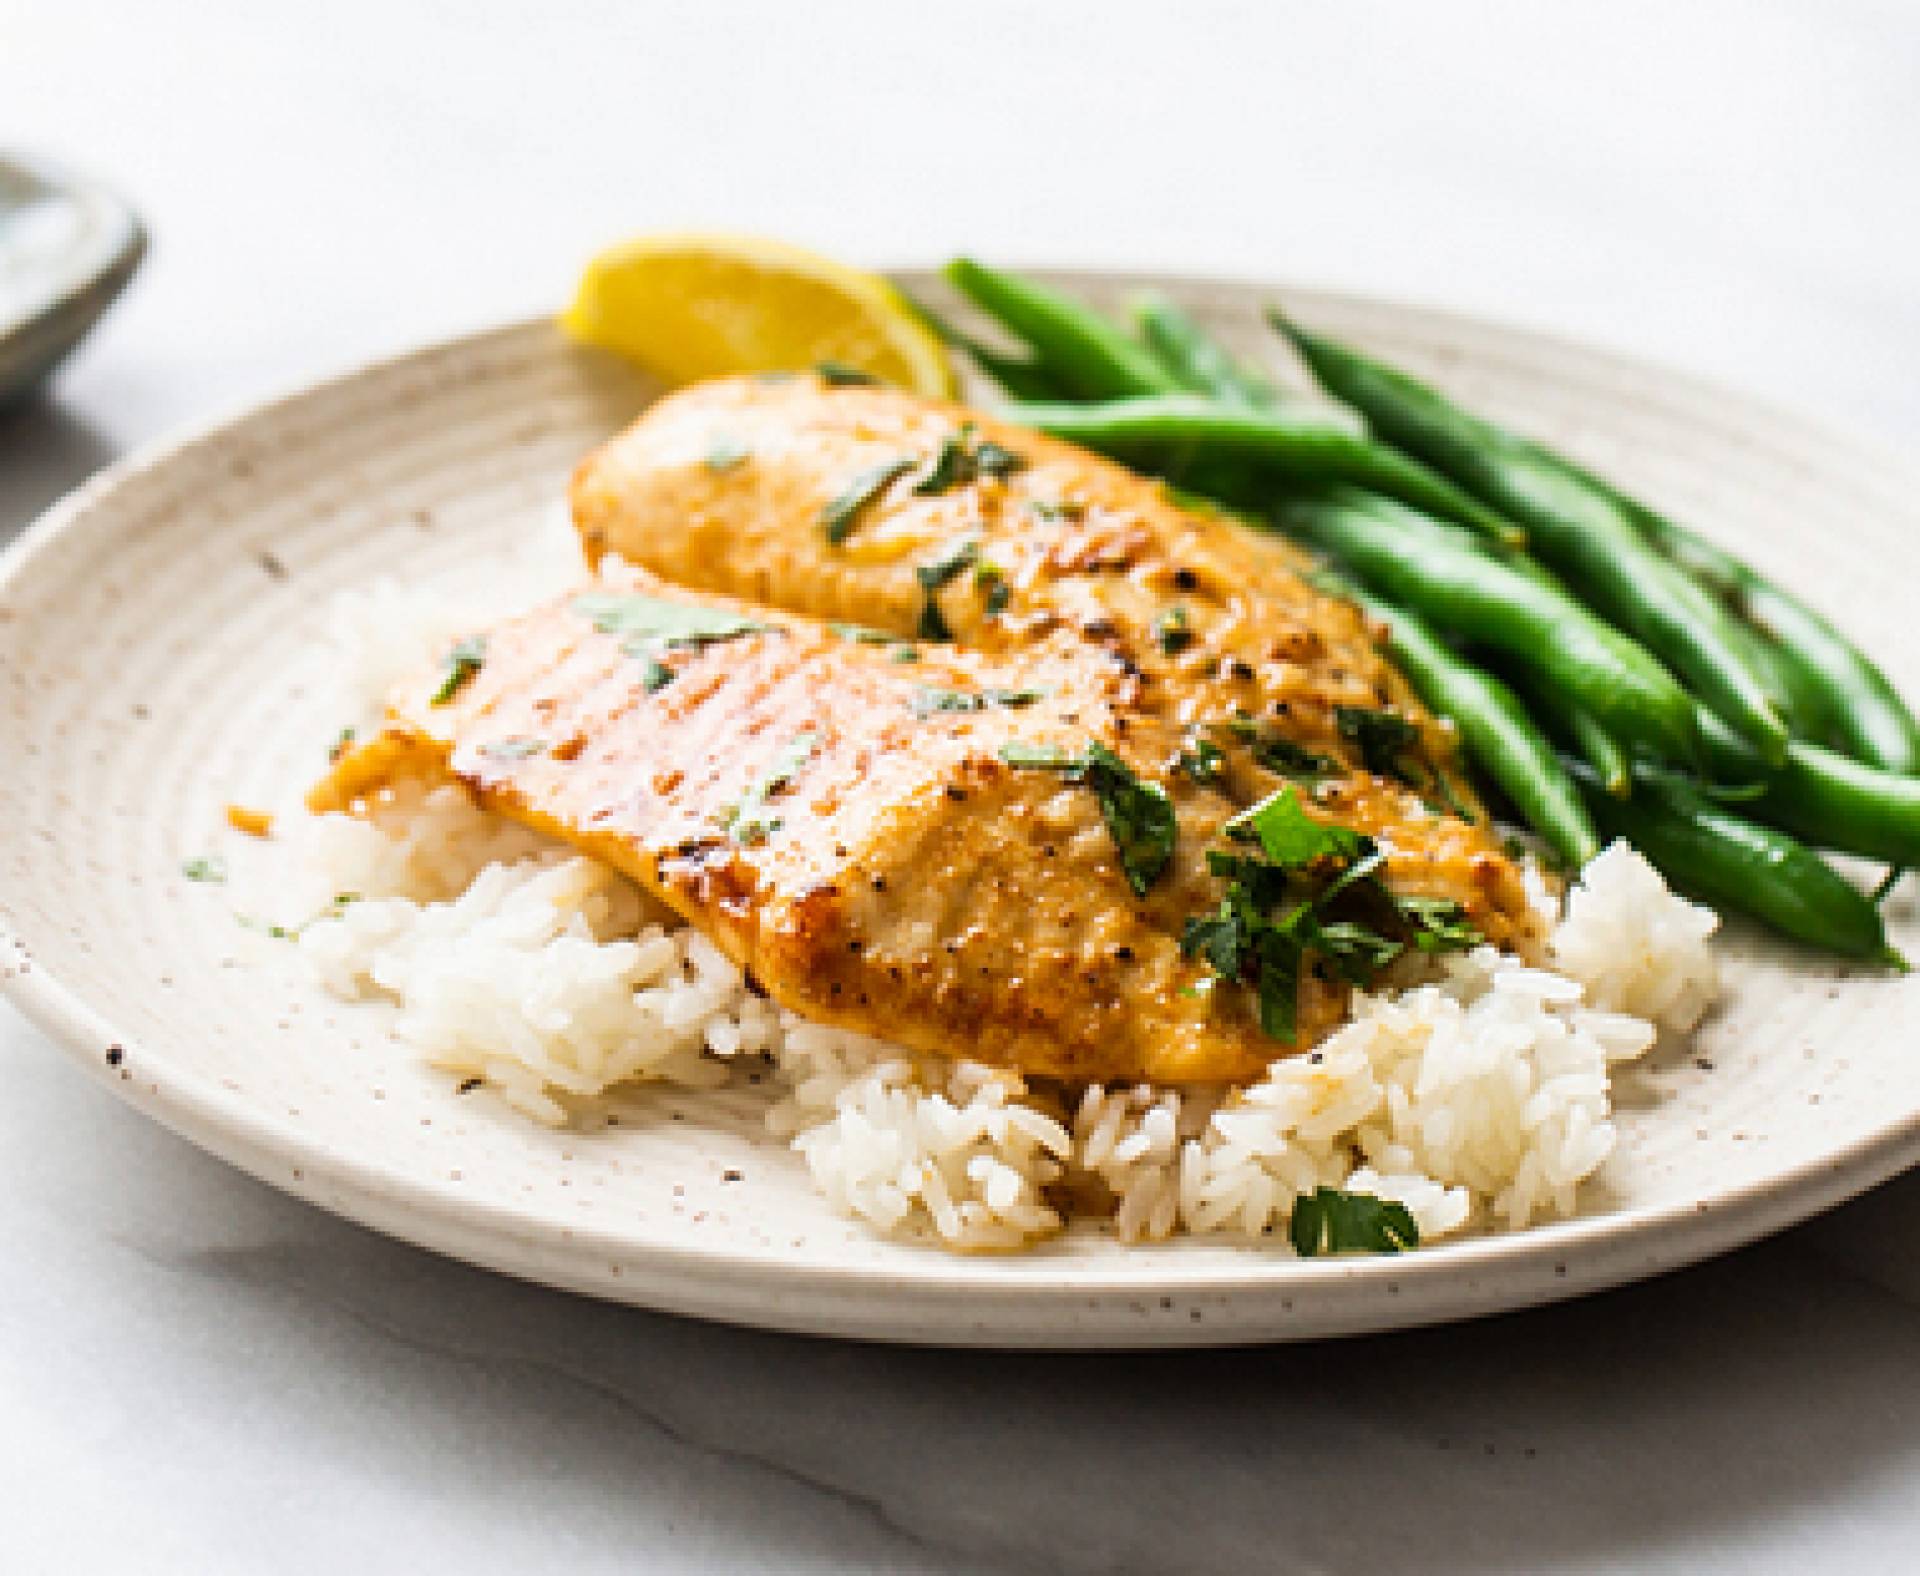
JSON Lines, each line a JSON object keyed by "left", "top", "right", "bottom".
{"left": 431, "top": 635, "right": 488, "bottom": 706}
{"left": 479, "top": 735, "right": 547, "bottom": 760}
{"left": 1221, "top": 714, "right": 1336, "bottom": 781}
{"left": 821, "top": 456, "right": 916, "bottom": 544}
{"left": 815, "top": 361, "right": 878, "bottom": 386}
{"left": 704, "top": 437, "right": 751, "bottom": 473}
{"left": 1176, "top": 736, "right": 1226, "bottom": 786}
{"left": 1153, "top": 604, "right": 1193, "bottom": 655}
{"left": 575, "top": 593, "right": 771, "bottom": 652}
{"left": 997, "top": 739, "right": 1176, "bottom": 897}
{"left": 1183, "top": 786, "right": 1478, "bottom": 1041}
{"left": 914, "top": 538, "right": 981, "bottom": 641}
{"left": 915, "top": 423, "right": 1026, "bottom": 497}
{"left": 1335, "top": 705, "right": 1474, "bottom": 822}
{"left": 910, "top": 686, "right": 1046, "bottom": 718}
{"left": 722, "top": 731, "right": 820, "bottom": 845}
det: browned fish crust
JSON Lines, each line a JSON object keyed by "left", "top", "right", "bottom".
{"left": 572, "top": 374, "right": 1540, "bottom": 951}
{"left": 315, "top": 376, "right": 1544, "bottom": 1087}
{"left": 314, "top": 567, "right": 1352, "bottom": 1083}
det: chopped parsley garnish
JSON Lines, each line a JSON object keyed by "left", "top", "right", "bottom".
{"left": 914, "top": 538, "right": 981, "bottom": 642}
{"left": 830, "top": 622, "right": 922, "bottom": 663}
{"left": 974, "top": 438, "right": 1023, "bottom": 479}
{"left": 1029, "top": 498, "right": 1084, "bottom": 523}
{"left": 973, "top": 557, "right": 1009, "bottom": 610}
{"left": 1153, "top": 604, "right": 1194, "bottom": 655}
{"left": 1335, "top": 705, "right": 1474, "bottom": 822}
{"left": 1083, "top": 744, "right": 1178, "bottom": 897}
{"left": 917, "top": 538, "right": 981, "bottom": 590}
{"left": 910, "top": 686, "right": 1046, "bottom": 718}
{"left": 1221, "top": 714, "right": 1336, "bottom": 781}
{"left": 722, "top": 731, "right": 819, "bottom": 845}
{"left": 431, "top": 635, "right": 487, "bottom": 706}
{"left": 1181, "top": 786, "right": 1480, "bottom": 1041}
{"left": 237, "top": 891, "right": 359, "bottom": 942}
{"left": 1221, "top": 794, "right": 1374, "bottom": 867}
{"left": 1336, "top": 705, "right": 1421, "bottom": 781}
{"left": 915, "top": 423, "right": 1026, "bottom": 496}
{"left": 182, "top": 855, "right": 227, "bottom": 884}
{"left": 479, "top": 735, "right": 546, "bottom": 760}
{"left": 704, "top": 438, "right": 751, "bottom": 474}
{"left": 816, "top": 360, "right": 878, "bottom": 386}
{"left": 915, "top": 432, "right": 972, "bottom": 497}
{"left": 832, "top": 622, "right": 898, "bottom": 645}
{"left": 1176, "top": 736, "right": 1226, "bottom": 786}
{"left": 574, "top": 593, "right": 770, "bottom": 655}
{"left": 918, "top": 599, "right": 952, "bottom": 643}
{"left": 1254, "top": 735, "right": 1337, "bottom": 779}
{"left": 1289, "top": 1187, "right": 1420, "bottom": 1256}
{"left": 327, "top": 725, "right": 356, "bottom": 764}
{"left": 821, "top": 456, "right": 916, "bottom": 543}
{"left": 997, "top": 739, "right": 1177, "bottom": 897}
{"left": 998, "top": 740, "right": 1076, "bottom": 769}
{"left": 1226, "top": 785, "right": 1364, "bottom": 866}
{"left": 575, "top": 593, "right": 771, "bottom": 691}
{"left": 1396, "top": 895, "right": 1484, "bottom": 953}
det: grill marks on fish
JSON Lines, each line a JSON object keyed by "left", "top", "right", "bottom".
{"left": 572, "top": 376, "right": 1401, "bottom": 752}
{"left": 569, "top": 374, "right": 1540, "bottom": 952}
{"left": 313, "top": 567, "right": 1337, "bottom": 1082}
{"left": 317, "top": 378, "right": 1543, "bottom": 1085}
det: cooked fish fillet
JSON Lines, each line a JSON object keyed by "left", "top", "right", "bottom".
{"left": 570, "top": 373, "right": 1539, "bottom": 947}
{"left": 313, "top": 566, "right": 1349, "bottom": 1083}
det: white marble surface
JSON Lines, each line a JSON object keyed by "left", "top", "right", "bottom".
{"left": 6, "top": 1, "right": 1920, "bottom": 1568}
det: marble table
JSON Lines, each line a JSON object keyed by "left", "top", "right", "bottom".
{"left": 6, "top": 2, "right": 1920, "bottom": 1568}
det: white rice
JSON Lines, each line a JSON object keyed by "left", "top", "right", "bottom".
{"left": 274, "top": 579, "right": 1722, "bottom": 1254}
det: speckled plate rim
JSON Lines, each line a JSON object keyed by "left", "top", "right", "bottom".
{"left": 5, "top": 278, "right": 1920, "bottom": 1348}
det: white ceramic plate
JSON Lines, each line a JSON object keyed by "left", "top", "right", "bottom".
{"left": 5, "top": 271, "right": 1919, "bottom": 1348}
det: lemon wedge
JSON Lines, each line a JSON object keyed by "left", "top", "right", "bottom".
{"left": 561, "top": 232, "right": 955, "bottom": 395}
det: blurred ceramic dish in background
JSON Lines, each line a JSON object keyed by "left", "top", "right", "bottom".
{"left": 0, "top": 153, "right": 145, "bottom": 405}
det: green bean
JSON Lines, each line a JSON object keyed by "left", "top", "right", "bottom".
{"left": 1563, "top": 707, "right": 1632, "bottom": 799}
{"left": 1276, "top": 486, "right": 1697, "bottom": 764}
{"left": 1567, "top": 468, "right": 1918, "bottom": 771}
{"left": 1697, "top": 709, "right": 1920, "bottom": 866}
{"left": 1005, "top": 394, "right": 1526, "bottom": 547}
{"left": 1127, "top": 293, "right": 1327, "bottom": 500}
{"left": 1272, "top": 311, "right": 1790, "bottom": 765}
{"left": 1734, "top": 578, "right": 1910, "bottom": 764}
{"left": 1323, "top": 571, "right": 1598, "bottom": 866}
{"left": 1584, "top": 521, "right": 1823, "bottom": 739}
{"left": 943, "top": 259, "right": 1178, "bottom": 401}
{"left": 1720, "top": 611, "right": 1833, "bottom": 742}
{"left": 1132, "top": 292, "right": 1281, "bottom": 408}
{"left": 1571, "top": 763, "right": 1902, "bottom": 963}
{"left": 1492, "top": 656, "right": 1633, "bottom": 795}
{"left": 905, "top": 296, "right": 1066, "bottom": 402}
{"left": 1732, "top": 578, "right": 1914, "bottom": 771}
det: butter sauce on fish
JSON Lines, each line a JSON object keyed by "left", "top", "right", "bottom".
{"left": 317, "top": 376, "right": 1542, "bottom": 1086}
{"left": 572, "top": 373, "right": 1540, "bottom": 950}
{"left": 314, "top": 566, "right": 1352, "bottom": 1082}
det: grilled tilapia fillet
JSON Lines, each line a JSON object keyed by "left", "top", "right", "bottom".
{"left": 312, "top": 566, "right": 1350, "bottom": 1084}
{"left": 570, "top": 373, "right": 1540, "bottom": 949}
